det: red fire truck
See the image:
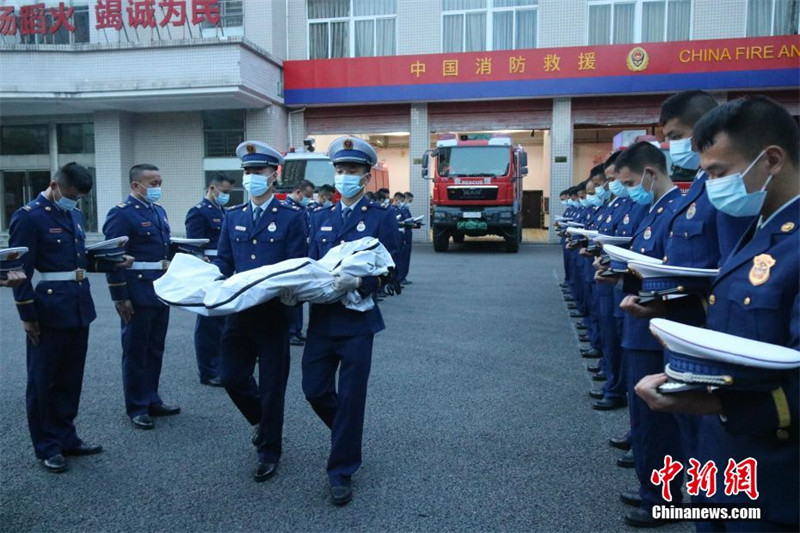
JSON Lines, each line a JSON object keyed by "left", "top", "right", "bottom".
{"left": 422, "top": 134, "right": 528, "bottom": 253}
{"left": 278, "top": 140, "right": 388, "bottom": 202}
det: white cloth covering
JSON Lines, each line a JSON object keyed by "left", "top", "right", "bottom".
{"left": 154, "top": 237, "right": 394, "bottom": 316}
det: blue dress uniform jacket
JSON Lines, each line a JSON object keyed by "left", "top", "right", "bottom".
{"left": 103, "top": 194, "right": 172, "bottom": 417}
{"left": 696, "top": 198, "right": 800, "bottom": 528}
{"left": 185, "top": 198, "right": 225, "bottom": 250}
{"left": 185, "top": 198, "right": 226, "bottom": 382}
{"left": 213, "top": 197, "right": 308, "bottom": 276}
{"left": 103, "top": 195, "right": 171, "bottom": 306}
{"left": 9, "top": 194, "right": 96, "bottom": 327}
{"left": 664, "top": 173, "right": 754, "bottom": 268}
{"left": 212, "top": 197, "right": 308, "bottom": 463}
{"left": 622, "top": 188, "right": 682, "bottom": 351}
{"left": 307, "top": 198, "right": 399, "bottom": 337}
{"left": 8, "top": 194, "right": 109, "bottom": 459}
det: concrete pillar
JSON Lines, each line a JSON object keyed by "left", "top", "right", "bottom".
{"left": 548, "top": 98, "right": 573, "bottom": 243}
{"left": 94, "top": 111, "right": 135, "bottom": 229}
{"left": 408, "top": 103, "right": 429, "bottom": 243}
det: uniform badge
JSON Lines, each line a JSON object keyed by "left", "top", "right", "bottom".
{"left": 657, "top": 207, "right": 664, "bottom": 214}
{"left": 235, "top": 225, "right": 246, "bottom": 231}
{"left": 686, "top": 203, "right": 696, "bottom": 220}
{"left": 321, "top": 226, "right": 333, "bottom": 232}
{"left": 268, "top": 222, "right": 277, "bottom": 232}
{"left": 781, "top": 222, "right": 795, "bottom": 233}
{"left": 49, "top": 227, "right": 63, "bottom": 233}
{"left": 623, "top": 214, "right": 630, "bottom": 225}
{"left": 643, "top": 227, "right": 652, "bottom": 240}
{"left": 749, "top": 254, "right": 776, "bottom": 286}
{"left": 141, "top": 221, "right": 152, "bottom": 227}
{"left": 357, "top": 221, "right": 366, "bottom": 232}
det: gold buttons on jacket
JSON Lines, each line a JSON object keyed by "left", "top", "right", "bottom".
{"left": 252, "top": 239, "right": 257, "bottom": 244}
{"left": 709, "top": 295, "right": 716, "bottom": 305}
{"left": 47, "top": 289, "right": 53, "bottom": 295}
{"left": 138, "top": 274, "right": 143, "bottom": 279}
{"left": 251, "top": 254, "right": 256, "bottom": 260}
{"left": 743, "top": 297, "right": 751, "bottom": 306}
{"left": 663, "top": 256, "right": 668, "bottom": 262}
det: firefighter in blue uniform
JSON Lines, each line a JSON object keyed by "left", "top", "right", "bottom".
{"left": 636, "top": 96, "right": 800, "bottom": 531}
{"left": 10, "top": 163, "right": 132, "bottom": 472}
{"left": 214, "top": 140, "right": 308, "bottom": 482}
{"left": 393, "top": 191, "right": 413, "bottom": 285}
{"left": 283, "top": 179, "right": 315, "bottom": 346}
{"left": 401, "top": 191, "right": 416, "bottom": 285}
{"left": 613, "top": 142, "right": 685, "bottom": 527}
{"left": 184, "top": 173, "right": 235, "bottom": 387}
{"left": 104, "top": 164, "right": 181, "bottom": 430}
{"left": 299, "top": 136, "right": 399, "bottom": 506}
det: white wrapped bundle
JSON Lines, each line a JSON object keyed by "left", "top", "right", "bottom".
{"left": 153, "top": 237, "right": 394, "bottom": 316}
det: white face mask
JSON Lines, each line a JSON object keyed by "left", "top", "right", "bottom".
{"left": 706, "top": 150, "right": 771, "bottom": 218}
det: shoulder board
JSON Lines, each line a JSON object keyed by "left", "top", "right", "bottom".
{"left": 279, "top": 202, "right": 300, "bottom": 211}
{"left": 230, "top": 203, "right": 247, "bottom": 210}
{"left": 116, "top": 203, "right": 127, "bottom": 208}
{"left": 194, "top": 204, "right": 202, "bottom": 209}
{"left": 369, "top": 202, "right": 389, "bottom": 210}
{"left": 22, "top": 204, "right": 35, "bottom": 212}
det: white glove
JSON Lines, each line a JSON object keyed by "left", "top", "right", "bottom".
{"left": 333, "top": 272, "right": 362, "bottom": 293}
{"left": 279, "top": 287, "right": 299, "bottom": 306}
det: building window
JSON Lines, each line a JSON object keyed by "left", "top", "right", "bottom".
{"left": 57, "top": 123, "right": 95, "bottom": 154}
{"left": 202, "top": 0, "right": 243, "bottom": 28}
{"left": 308, "top": 0, "right": 397, "bottom": 59}
{"left": 442, "top": 0, "right": 537, "bottom": 53}
{"left": 19, "top": 5, "right": 90, "bottom": 45}
{"left": 747, "top": 0, "right": 800, "bottom": 36}
{"left": 588, "top": 0, "right": 691, "bottom": 45}
{"left": 0, "top": 125, "right": 49, "bottom": 155}
{"left": 203, "top": 110, "right": 245, "bottom": 158}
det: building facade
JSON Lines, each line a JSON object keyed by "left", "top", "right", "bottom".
{"left": 1, "top": 0, "right": 798, "bottom": 242}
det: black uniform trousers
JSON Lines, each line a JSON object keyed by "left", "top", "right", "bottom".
{"left": 26, "top": 325, "right": 89, "bottom": 459}
{"left": 302, "top": 333, "right": 373, "bottom": 486}
{"left": 120, "top": 304, "right": 169, "bottom": 417}
{"left": 194, "top": 314, "right": 225, "bottom": 381}
{"left": 219, "top": 301, "right": 290, "bottom": 463}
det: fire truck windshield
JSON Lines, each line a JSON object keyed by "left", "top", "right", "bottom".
{"left": 436, "top": 146, "right": 510, "bottom": 177}
{"left": 281, "top": 159, "right": 335, "bottom": 189}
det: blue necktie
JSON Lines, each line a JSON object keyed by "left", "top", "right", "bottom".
{"left": 253, "top": 205, "right": 263, "bottom": 223}
{"left": 342, "top": 206, "right": 351, "bottom": 222}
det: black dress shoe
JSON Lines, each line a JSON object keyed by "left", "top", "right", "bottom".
{"left": 131, "top": 414, "right": 155, "bottom": 429}
{"left": 578, "top": 335, "right": 590, "bottom": 343}
{"left": 591, "top": 372, "right": 608, "bottom": 381}
{"left": 559, "top": 283, "right": 568, "bottom": 288}
{"left": 593, "top": 397, "right": 627, "bottom": 410}
{"left": 64, "top": 443, "right": 103, "bottom": 456}
{"left": 588, "top": 389, "right": 604, "bottom": 400}
{"left": 624, "top": 507, "right": 673, "bottom": 528}
{"left": 401, "top": 280, "right": 413, "bottom": 285}
{"left": 609, "top": 435, "right": 632, "bottom": 451}
{"left": 289, "top": 335, "right": 306, "bottom": 346}
{"left": 330, "top": 480, "right": 353, "bottom": 506}
{"left": 570, "top": 312, "right": 586, "bottom": 318}
{"left": 42, "top": 454, "right": 67, "bottom": 473}
{"left": 620, "top": 490, "right": 643, "bottom": 507}
{"left": 576, "top": 323, "right": 588, "bottom": 330}
{"left": 567, "top": 304, "right": 578, "bottom": 310}
{"left": 254, "top": 461, "right": 277, "bottom": 482}
{"left": 617, "top": 449, "right": 635, "bottom": 468}
{"left": 201, "top": 376, "right": 224, "bottom": 387}
{"left": 581, "top": 349, "right": 602, "bottom": 359}
{"left": 149, "top": 404, "right": 181, "bottom": 417}
{"left": 586, "top": 364, "right": 601, "bottom": 373}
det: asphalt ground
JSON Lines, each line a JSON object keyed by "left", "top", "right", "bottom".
{"left": 0, "top": 242, "right": 692, "bottom": 532}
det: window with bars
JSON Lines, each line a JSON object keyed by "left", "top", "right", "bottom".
{"left": 201, "top": 0, "right": 243, "bottom": 29}
{"left": 203, "top": 110, "right": 245, "bottom": 158}
{"left": 441, "top": 0, "right": 537, "bottom": 53}
{"left": 587, "top": 0, "right": 691, "bottom": 45}
{"left": 747, "top": 0, "right": 800, "bottom": 36}
{"left": 307, "top": 0, "right": 397, "bottom": 59}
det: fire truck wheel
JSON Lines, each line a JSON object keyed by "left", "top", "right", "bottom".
{"left": 433, "top": 230, "right": 450, "bottom": 252}
{"left": 505, "top": 227, "right": 520, "bottom": 253}
{"left": 452, "top": 233, "right": 465, "bottom": 244}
